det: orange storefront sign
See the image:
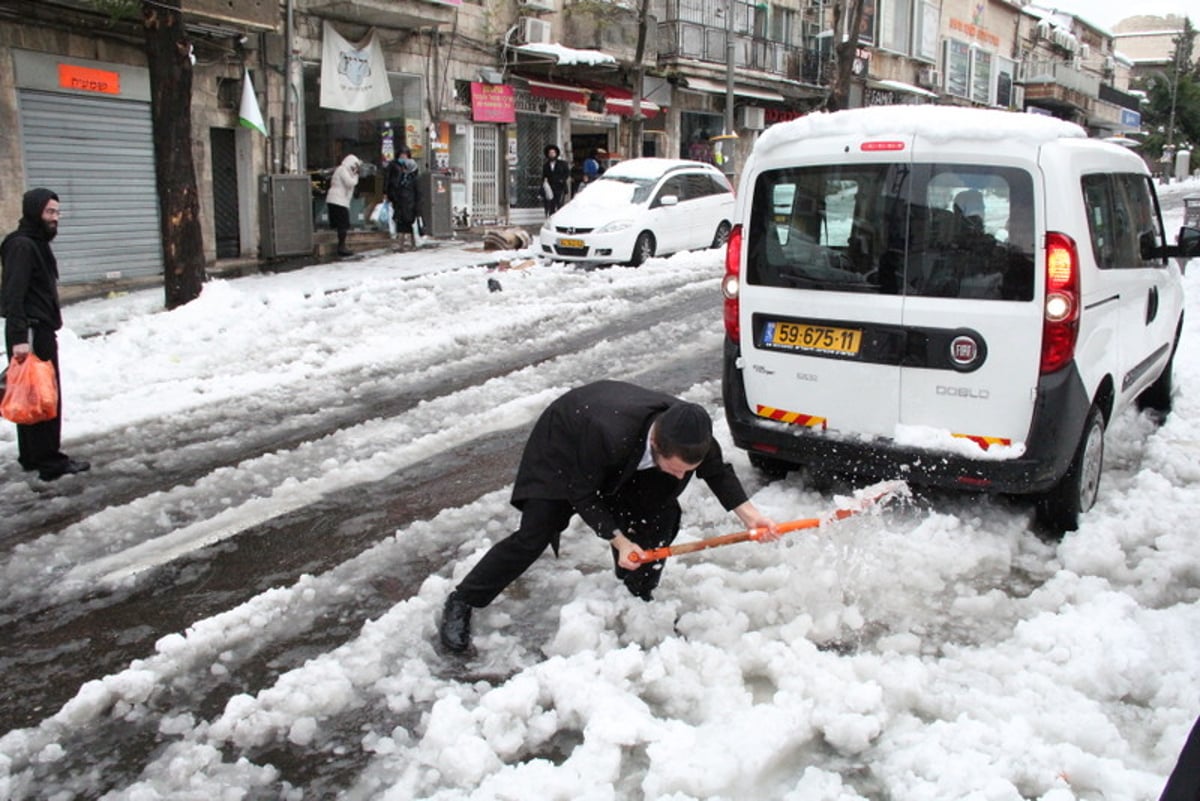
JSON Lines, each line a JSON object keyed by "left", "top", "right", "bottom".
{"left": 58, "top": 64, "right": 121, "bottom": 95}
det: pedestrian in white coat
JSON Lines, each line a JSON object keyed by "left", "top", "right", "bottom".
{"left": 326, "top": 154, "right": 361, "bottom": 258}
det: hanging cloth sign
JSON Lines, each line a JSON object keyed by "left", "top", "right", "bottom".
{"left": 319, "top": 21, "right": 393, "bottom": 112}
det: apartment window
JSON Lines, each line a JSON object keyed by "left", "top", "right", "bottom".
{"left": 771, "top": 5, "right": 797, "bottom": 45}
{"left": 945, "top": 39, "right": 970, "bottom": 99}
{"left": 916, "top": 1, "right": 938, "bottom": 61}
{"left": 971, "top": 50, "right": 992, "bottom": 104}
{"left": 996, "top": 56, "right": 1016, "bottom": 107}
{"left": 880, "top": 0, "right": 913, "bottom": 55}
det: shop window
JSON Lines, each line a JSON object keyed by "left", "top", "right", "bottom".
{"left": 303, "top": 65, "right": 422, "bottom": 174}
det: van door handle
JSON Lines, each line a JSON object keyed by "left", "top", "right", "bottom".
{"left": 1146, "top": 286, "right": 1159, "bottom": 324}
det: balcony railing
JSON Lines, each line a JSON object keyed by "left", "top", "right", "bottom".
{"left": 657, "top": 21, "right": 796, "bottom": 74}
{"left": 1018, "top": 60, "right": 1100, "bottom": 97}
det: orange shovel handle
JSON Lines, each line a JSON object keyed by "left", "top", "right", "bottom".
{"left": 627, "top": 507, "right": 859, "bottom": 566}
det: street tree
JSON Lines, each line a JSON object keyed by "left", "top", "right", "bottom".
{"left": 89, "top": 0, "right": 206, "bottom": 309}
{"left": 825, "top": 0, "right": 868, "bottom": 111}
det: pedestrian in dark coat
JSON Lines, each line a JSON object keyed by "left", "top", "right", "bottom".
{"left": 542, "top": 145, "right": 570, "bottom": 216}
{"left": 386, "top": 154, "right": 421, "bottom": 251}
{"left": 1161, "top": 716, "right": 1200, "bottom": 801}
{"left": 0, "top": 188, "right": 90, "bottom": 481}
{"left": 438, "top": 380, "right": 779, "bottom": 653}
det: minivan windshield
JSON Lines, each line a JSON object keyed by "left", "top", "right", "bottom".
{"left": 748, "top": 163, "right": 1035, "bottom": 300}
{"left": 591, "top": 175, "right": 660, "bottom": 205}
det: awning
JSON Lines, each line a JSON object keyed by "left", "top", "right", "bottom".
{"left": 511, "top": 43, "right": 616, "bottom": 68}
{"left": 866, "top": 79, "right": 939, "bottom": 99}
{"left": 525, "top": 78, "right": 661, "bottom": 117}
{"left": 679, "top": 77, "right": 785, "bottom": 103}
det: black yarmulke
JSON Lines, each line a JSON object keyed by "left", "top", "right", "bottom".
{"left": 657, "top": 402, "right": 712, "bottom": 448}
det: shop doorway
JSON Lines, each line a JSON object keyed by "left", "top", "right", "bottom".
{"left": 210, "top": 128, "right": 241, "bottom": 259}
{"left": 570, "top": 130, "right": 611, "bottom": 190}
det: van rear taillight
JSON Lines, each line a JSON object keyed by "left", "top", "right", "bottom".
{"left": 1041, "top": 231, "right": 1080, "bottom": 374}
{"left": 861, "top": 141, "right": 906, "bottom": 152}
{"left": 723, "top": 224, "right": 742, "bottom": 341}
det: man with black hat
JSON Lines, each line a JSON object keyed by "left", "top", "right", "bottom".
{"left": 438, "top": 380, "right": 778, "bottom": 653}
{"left": 1, "top": 188, "right": 90, "bottom": 481}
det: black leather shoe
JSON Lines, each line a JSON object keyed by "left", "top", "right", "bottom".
{"left": 39, "top": 458, "right": 91, "bottom": 482}
{"left": 439, "top": 592, "right": 473, "bottom": 653}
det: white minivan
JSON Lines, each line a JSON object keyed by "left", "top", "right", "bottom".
{"left": 540, "top": 158, "right": 735, "bottom": 266}
{"left": 722, "top": 106, "right": 1200, "bottom": 532}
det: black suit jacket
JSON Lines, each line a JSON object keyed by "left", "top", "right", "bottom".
{"left": 511, "top": 380, "right": 748, "bottom": 539}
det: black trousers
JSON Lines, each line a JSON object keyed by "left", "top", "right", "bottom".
{"left": 327, "top": 203, "right": 350, "bottom": 247}
{"left": 455, "top": 469, "right": 683, "bottom": 607}
{"left": 5, "top": 326, "right": 67, "bottom": 473}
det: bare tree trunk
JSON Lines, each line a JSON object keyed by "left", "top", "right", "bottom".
{"left": 826, "top": 0, "right": 866, "bottom": 112}
{"left": 142, "top": 0, "right": 206, "bottom": 309}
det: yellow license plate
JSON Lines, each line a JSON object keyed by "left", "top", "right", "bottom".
{"left": 766, "top": 321, "right": 862, "bottom": 355}
{"left": 558, "top": 238, "right": 585, "bottom": 249}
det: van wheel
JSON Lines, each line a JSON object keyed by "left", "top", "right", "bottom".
{"left": 1136, "top": 342, "right": 1175, "bottom": 415}
{"left": 629, "top": 232, "right": 656, "bottom": 266}
{"left": 1036, "top": 405, "right": 1104, "bottom": 535}
{"left": 749, "top": 452, "right": 791, "bottom": 481}
{"left": 711, "top": 221, "right": 732, "bottom": 248}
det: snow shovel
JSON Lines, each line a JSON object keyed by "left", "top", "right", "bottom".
{"left": 627, "top": 479, "right": 907, "bottom": 565}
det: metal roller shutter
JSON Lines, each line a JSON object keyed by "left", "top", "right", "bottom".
{"left": 18, "top": 89, "right": 163, "bottom": 284}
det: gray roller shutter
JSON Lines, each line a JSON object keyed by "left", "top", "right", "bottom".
{"left": 18, "top": 89, "right": 163, "bottom": 284}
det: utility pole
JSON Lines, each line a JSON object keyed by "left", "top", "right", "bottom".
{"left": 630, "top": 0, "right": 651, "bottom": 159}
{"left": 725, "top": 0, "right": 735, "bottom": 135}
{"left": 1165, "top": 41, "right": 1182, "bottom": 177}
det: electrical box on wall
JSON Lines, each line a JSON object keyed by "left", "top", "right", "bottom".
{"left": 518, "top": 0, "right": 556, "bottom": 11}
{"left": 737, "top": 106, "right": 766, "bottom": 130}
{"left": 259, "top": 175, "right": 313, "bottom": 258}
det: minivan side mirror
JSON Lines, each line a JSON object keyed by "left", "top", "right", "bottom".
{"left": 657, "top": 195, "right": 680, "bottom": 207}
{"left": 1161, "top": 226, "right": 1200, "bottom": 273}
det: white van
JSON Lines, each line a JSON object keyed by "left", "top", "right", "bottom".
{"left": 721, "top": 106, "right": 1200, "bottom": 532}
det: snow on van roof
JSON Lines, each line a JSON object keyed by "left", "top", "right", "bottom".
{"left": 755, "top": 106, "right": 1087, "bottom": 154}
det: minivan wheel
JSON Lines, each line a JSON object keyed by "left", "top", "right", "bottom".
{"left": 629, "top": 232, "right": 656, "bottom": 266}
{"left": 711, "top": 221, "right": 732, "bottom": 248}
{"left": 1136, "top": 341, "right": 1176, "bottom": 416}
{"left": 1036, "top": 404, "right": 1105, "bottom": 535}
{"left": 748, "top": 452, "right": 791, "bottom": 481}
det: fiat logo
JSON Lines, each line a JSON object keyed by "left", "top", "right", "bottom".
{"left": 950, "top": 335, "right": 978, "bottom": 367}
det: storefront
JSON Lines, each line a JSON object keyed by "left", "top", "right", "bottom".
{"left": 10, "top": 49, "right": 162, "bottom": 285}
{"left": 302, "top": 64, "right": 424, "bottom": 229}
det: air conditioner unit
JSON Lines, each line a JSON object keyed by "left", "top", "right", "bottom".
{"left": 737, "top": 106, "right": 766, "bottom": 130}
{"left": 519, "top": 17, "right": 552, "bottom": 44}
{"left": 518, "top": 0, "right": 556, "bottom": 11}
{"left": 917, "top": 67, "right": 941, "bottom": 89}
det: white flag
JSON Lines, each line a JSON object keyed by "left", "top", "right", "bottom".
{"left": 320, "top": 22, "right": 393, "bottom": 112}
{"left": 238, "top": 68, "right": 266, "bottom": 135}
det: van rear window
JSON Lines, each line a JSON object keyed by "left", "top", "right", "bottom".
{"left": 748, "top": 163, "right": 1035, "bottom": 300}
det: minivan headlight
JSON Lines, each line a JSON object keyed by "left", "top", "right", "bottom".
{"left": 595, "top": 220, "right": 634, "bottom": 234}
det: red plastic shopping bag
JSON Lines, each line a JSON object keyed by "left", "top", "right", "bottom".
{"left": 0, "top": 354, "right": 58, "bottom": 424}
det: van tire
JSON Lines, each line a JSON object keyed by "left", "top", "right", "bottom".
{"left": 1136, "top": 334, "right": 1178, "bottom": 415}
{"left": 1036, "top": 404, "right": 1104, "bottom": 534}
{"left": 630, "top": 232, "right": 656, "bottom": 266}
{"left": 748, "top": 452, "right": 791, "bottom": 481}
{"left": 712, "top": 221, "right": 732, "bottom": 248}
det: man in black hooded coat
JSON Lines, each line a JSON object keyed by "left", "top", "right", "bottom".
{"left": 1, "top": 188, "right": 90, "bottom": 481}
{"left": 438, "top": 380, "right": 778, "bottom": 653}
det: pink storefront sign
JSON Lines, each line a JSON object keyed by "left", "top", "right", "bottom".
{"left": 471, "top": 82, "right": 516, "bottom": 123}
